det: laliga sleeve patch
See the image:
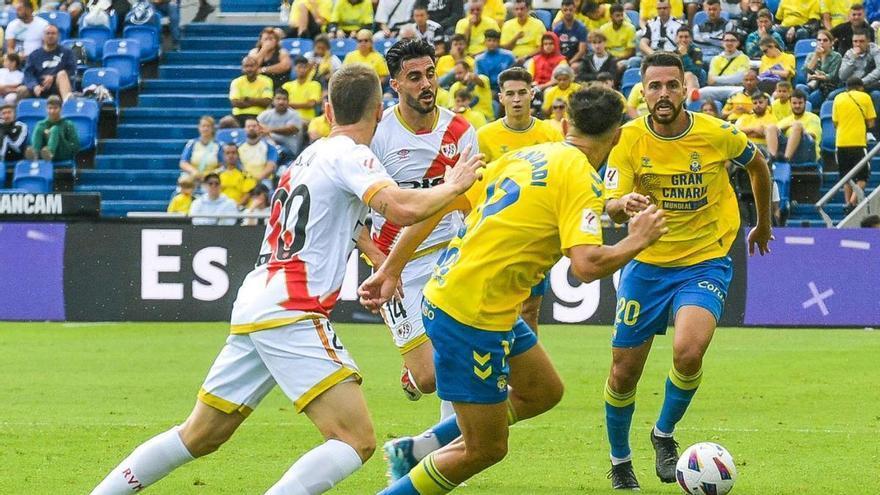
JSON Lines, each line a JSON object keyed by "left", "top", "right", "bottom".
{"left": 581, "top": 209, "right": 599, "bottom": 234}
{"left": 604, "top": 167, "right": 619, "bottom": 190}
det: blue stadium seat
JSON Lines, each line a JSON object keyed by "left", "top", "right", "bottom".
{"left": 693, "top": 11, "right": 729, "bottom": 25}
{"left": 79, "top": 10, "right": 117, "bottom": 32}
{"left": 534, "top": 9, "right": 552, "bottom": 29}
{"left": 123, "top": 25, "right": 160, "bottom": 62}
{"left": 38, "top": 11, "right": 72, "bottom": 39}
{"left": 216, "top": 128, "right": 246, "bottom": 145}
{"left": 621, "top": 68, "right": 641, "bottom": 98}
{"left": 62, "top": 98, "right": 100, "bottom": 151}
{"left": 103, "top": 39, "right": 141, "bottom": 90}
{"left": 16, "top": 99, "right": 47, "bottom": 140}
{"left": 625, "top": 9, "right": 639, "bottom": 26}
{"left": 378, "top": 37, "right": 398, "bottom": 56}
{"left": 0, "top": 7, "right": 15, "bottom": 28}
{"left": 281, "top": 37, "right": 314, "bottom": 56}
{"left": 62, "top": 38, "right": 98, "bottom": 68}
{"left": 330, "top": 38, "right": 357, "bottom": 57}
{"left": 821, "top": 114, "right": 836, "bottom": 153}
{"left": 12, "top": 160, "right": 53, "bottom": 193}
{"left": 820, "top": 100, "right": 833, "bottom": 119}
{"left": 0, "top": 160, "right": 5, "bottom": 187}
{"left": 82, "top": 67, "right": 121, "bottom": 107}
{"left": 80, "top": 25, "right": 113, "bottom": 58}
{"left": 794, "top": 39, "right": 816, "bottom": 56}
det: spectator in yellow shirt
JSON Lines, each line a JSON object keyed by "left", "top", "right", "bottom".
{"left": 500, "top": 0, "right": 547, "bottom": 62}
{"left": 308, "top": 112, "right": 331, "bottom": 142}
{"left": 580, "top": 1, "right": 611, "bottom": 31}
{"left": 832, "top": 76, "right": 878, "bottom": 209}
{"left": 721, "top": 68, "right": 759, "bottom": 120}
{"left": 229, "top": 56, "right": 274, "bottom": 127}
{"left": 544, "top": 97, "right": 569, "bottom": 135}
{"left": 329, "top": 0, "right": 374, "bottom": 36}
{"left": 449, "top": 60, "right": 495, "bottom": 121}
{"left": 771, "top": 81, "right": 793, "bottom": 120}
{"left": 455, "top": 0, "right": 498, "bottom": 56}
{"left": 342, "top": 30, "right": 390, "bottom": 84}
{"left": 167, "top": 175, "right": 195, "bottom": 214}
{"left": 542, "top": 65, "right": 580, "bottom": 115}
{"left": 218, "top": 143, "right": 257, "bottom": 205}
{"left": 773, "top": 0, "right": 821, "bottom": 45}
{"left": 758, "top": 36, "right": 796, "bottom": 89}
{"left": 282, "top": 56, "right": 323, "bottom": 121}
{"left": 436, "top": 34, "right": 474, "bottom": 81}
{"left": 734, "top": 91, "right": 776, "bottom": 153}
{"left": 288, "top": 0, "right": 332, "bottom": 38}
{"left": 626, "top": 81, "right": 648, "bottom": 118}
{"left": 483, "top": 0, "right": 507, "bottom": 26}
{"left": 765, "top": 89, "right": 822, "bottom": 164}
{"left": 599, "top": 4, "right": 637, "bottom": 62}
{"left": 640, "top": 0, "right": 684, "bottom": 23}
{"left": 452, "top": 88, "right": 488, "bottom": 128}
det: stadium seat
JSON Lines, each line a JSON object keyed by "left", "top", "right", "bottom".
{"left": 625, "top": 9, "right": 639, "bottom": 26}
{"left": 79, "top": 25, "right": 113, "bottom": 58}
{"left": 103, "top": 39, "right": 141, "bottom": 90}
{"left": 216, "top": 128, "right": 246, "bottom": 145}
{"left": 378, "top": 37, "right": 398, "bottom": 56}
{"left": 281, "top": 37, "right": 313, "bottom": 56}
{"left": 794, "top": 39, "right": 816, "bottom": 57}
{"left": 693, "top": 11, "right": 729, "bottom": 25}
{"left": 16, "top": 99, "right": 47, "bottom": 140}
{"left": 764, "top": 0, "right": 780, "bottom": 14}
{"left": 12, "top": 160, "right": 53, "bottom": 193}
{"left": 62, "top": 38, "right": 99, "bottom": 68}
{"left": 534, "top": 9, "right": 552, "bottom": 29}
{"left": 38, "top": 11, "right": 72, "bottom": 39}
{"left": 820, "top": 100, "right": 833, "bottom": 119}
{"left": 79, "top": 10, "right": 117, "bottom": 32}
{"left": 123, "top": 25, "right": 160, "bottom": 62}
{"left": 821, "top": 108, "right": 836, "bottom": 153}
{"left": 82, "top": 67, "right": 121, "bottom": 108}
{"left": 0, "top": 160, "right": 5, "bottom": 187}
{"left": 62, "top": 98, "right": 100, "bottom": 151}
{"left": 621, "top": 68, "right": 641, "bottom": 98}
{"left": 0, "top": 7, "right": 15, "bottom": 28}
{"left": 330, "top": 38, "right": 357, "bottom": 57}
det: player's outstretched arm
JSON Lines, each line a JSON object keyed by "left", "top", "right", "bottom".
{"left": 744, "top": 153, "right": 774, "bottom": 256}
{"left": 605, "top": 192, "right": 651, "bottom": 224}
{"left": 367, "top": 147, "right": 485, "bottom": 226}
{"left": 358, "top": 195, "right": 472, "bottom": 311}
{"left": 569, "top": 205, "right": 668, "bottom": 283}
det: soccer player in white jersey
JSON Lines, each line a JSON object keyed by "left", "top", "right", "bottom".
{"left": 89, "top": 64, "right": 485, "bottom": 495}
{"left": 367, "top": 39, "right": 479, "bottom": 416}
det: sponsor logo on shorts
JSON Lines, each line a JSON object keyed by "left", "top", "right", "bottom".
{"left": 698, "top": 280, "right": 725, "bottom": 300}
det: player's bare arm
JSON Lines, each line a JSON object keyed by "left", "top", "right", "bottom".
{"left": 569, "top": 204, "right": 668, "bottom": 283}
{"left": 606, "top": 192, "right": 652, "bottom": 224}
{"left": 359, "top": 195, "right": 472, "bottom": 311}
{"left": 744, "top": 152, "right": 774, "bottom": 256}
{"left": 367, "top": 147, "right": 484, "bottom": 225}
{"left": 356, "top": 228, "right": 386, "bottom": 268}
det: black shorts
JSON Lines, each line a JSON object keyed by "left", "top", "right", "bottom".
{"left": 837, "top": 147, "right": 869, "bottom": 182}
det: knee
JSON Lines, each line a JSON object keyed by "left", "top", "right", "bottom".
{"left": 178, "top": 421, "right": 234, "bottom": 458}
{"left": 56, "top": 70, "right": 69, "bottom": 80}
{"left": 413, "top": 372, "right": 436, "bottom": 395}
{"left": 16, "top": 86, "right": 29, "bottom": 99}
{"left": 609, "top": 361, "right": 640, "bottom": 392}
{"left": 336, "top": 431, "right": 376, "bottom": 462}
{"left": 466, "top": 440, "right": 508, "bottom": 469}
{"left": 673, "top": 349, "right": 704, "bottom": 375}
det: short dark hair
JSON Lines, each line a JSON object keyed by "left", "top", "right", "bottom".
{"left": 852, "top": 28, "right": 869, "bottom": 38}
{"left": 790, "top": 88, "right": 807, "bottom": 100}
{"left": 0, "top": 103, "right": 14, "bottom": 112}
{"left": 860, "top": 214, "right": 880, "bottom": 228}
{"left": 413, "top": 1, "right": 428, "bottom": 11}
{"left": 497, "top": 66, "right": 532, "bottom": 88}
{"left": 454, "top": 88, "right": 472, "bottom": 100}
{"left": 561, "top": 0, "right": 575, "bottom": 6}
{"left": 609, "top": 3, "right": 624, "bottom": 14}
{"left": 4, "top": 52, "right": 20, "bottom": 69}
{"left": 46, "top": 95, "right": 62, "bottom": 108}
{"left": 846, "top": 76, "right": 865, "bottom": 89}
{"left": 450, "top": 33, "right": 467, "bottom": 44}
{"left": 569, "top": 86, "right": 624, "bottom": 136}
{"left": 851, "top": 3, "right": 864, "bottom": 11}
{"left": 513, "top": 0, "right": 530, "bottom": 6}
{"left": 581, "top": 0, "right": 599, "bottom": 14}
{"left": 203, "top": 172, "right": 221, "bottom": 182}
{"left": 596, "top": 71, "right": 615, "bottom": 82}
{"left": 705, "top": 0, "right": 720, "bottom": 5}
{"left": 314, "top": 34, "right": 331, "bottom": 48}
{"left": 677, "top": 26, "right": 691, "bottom": 35}
{"left": 329, "top": 64, "right": 381, "bottom": 125}
{"left": 385, "top": 38, "right": 435, "bottom": 77}
{"left": 484, "top": 29, "right": 501, "bottom": 40}
{"left": 640, "top": 51, "right": 684, "bottom": 80}
{"left": 274, "top": 89, "right": 289, "bottom": 97}
{"left": 222, "top": 142, "right": 239, "bottom": 151}
{"left": 293, "top": 55, "right": 308, "bottom": 65}
{"left": 455, "top": 59, "right": 471, "bottom": 71}
{"left": 757, "top": 8, "right": 772, "bottom": 20}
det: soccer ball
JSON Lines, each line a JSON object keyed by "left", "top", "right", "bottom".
{"left": 675, "top": 442, "right": 738, "bottom": 495}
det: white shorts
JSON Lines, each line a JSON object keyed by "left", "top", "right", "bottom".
{"left": 379, "top": 249, "right": 443, "bottom": 354}
{"left": 198, "top": 318, "right": 360, "bottom": 416}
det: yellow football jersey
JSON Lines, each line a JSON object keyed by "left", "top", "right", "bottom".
{"left": 605, "top": 112, "right": 757, "bottom": 267}
{"left": 423, "top": 142, "right": 605, "bottom": 330}
{"left": 476, "top": 117, "right": 565, "bottom": 162}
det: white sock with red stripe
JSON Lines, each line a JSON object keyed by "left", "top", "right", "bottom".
{"left": 265, "top": 439, "right": 363, "bottom": 495}
{"left": 91, "top": 427, "right": 194, "bottom": 494}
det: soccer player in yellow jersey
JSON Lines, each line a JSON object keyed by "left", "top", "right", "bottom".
{"left": 360, "top": 86, "right": 668, "bottom": 495}
{"left": 602, "top": 52, "right": 774, "bottom": 490}
{"left": 477, "top": 67, "right": 564, "bottom": 332}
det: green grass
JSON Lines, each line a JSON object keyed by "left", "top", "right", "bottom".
{"left": 0, "top": 323, "right": 878, "bottom": 494}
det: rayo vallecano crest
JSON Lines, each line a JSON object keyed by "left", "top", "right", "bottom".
{"left": 441, "top": 142, "right": 458, "bottom": 159}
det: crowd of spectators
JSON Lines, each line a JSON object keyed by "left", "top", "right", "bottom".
{"left": 168, "top": 0, "right": 880, "bottom": 225}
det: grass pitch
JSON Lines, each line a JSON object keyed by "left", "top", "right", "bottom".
{"left": 0, "top": 323, "right": 878, "bottom": 494}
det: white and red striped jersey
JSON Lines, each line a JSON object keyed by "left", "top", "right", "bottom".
{"left": 369, "top": 105, "right": 479, "bottom": 256}
{"left": 230, "top": 135, "right": 394, "bottom": 333}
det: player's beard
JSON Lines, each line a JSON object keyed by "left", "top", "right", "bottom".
{"left": 648, "top": 98, "right": 684, "bottom": 124}
{"left": 404, "top": 90, "right": 436, "bottom": 115}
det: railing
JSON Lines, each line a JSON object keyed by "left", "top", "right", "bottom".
{"left": 815, "top": 140, "right": 880, "bottom": 228}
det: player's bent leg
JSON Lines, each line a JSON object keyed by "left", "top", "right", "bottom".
{"left": 506, "top": 335, "right": 563, "bottom": 420}
{"left": 401, "top": 339, "right": 436, "bottom": 396}
{"left": 179, "top": 400, "right": 247, "bottom": 457}
{"left": 266, "top": 380, "right": 374, "bottom": 495}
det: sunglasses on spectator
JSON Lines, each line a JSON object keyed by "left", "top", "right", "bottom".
{"left": 552, "top": 104, "right": 566, "bottom": 109}
{"left": 206, "top": 181, "right": 220, "bottom": 186}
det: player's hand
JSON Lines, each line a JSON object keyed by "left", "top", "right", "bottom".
{"left": 620, "top": 192, "right": 651, "bottom": 217}
{"left": 358, "top": 269, "right": 402, "bottom": 312}
{"left": 444, "top": 145, "right": 485, "bottom": 194}
{"left": 748, "top": 223, "right": 773, "bottom": 256}
{"left": 514, "top": 31, "right": 525, "bottom": 40}
{"left": 629, "top": 204, "right": 668, "bottom": 247}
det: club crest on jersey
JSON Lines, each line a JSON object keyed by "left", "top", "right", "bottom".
{"left": 641, "top": 156, "right": 652, "bottom": 168}
{"left": 689, "top": 152, "right": 702, "bottom": 173}
{"left": 397, "top": 149, "right": 410, "bottom": 158}
{"left": 440, "top": 143, "right": 458, "bottom": 159}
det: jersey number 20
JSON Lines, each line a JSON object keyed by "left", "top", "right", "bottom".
{"left": 273, "top": 184, "right": 311, "bottom": 260}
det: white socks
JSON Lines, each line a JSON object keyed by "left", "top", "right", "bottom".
{"left": 91, "top": 427, "right": 194, "bottom": 495}
{"left": 410, "top": 430, "right": 443, "bottom": 461}
{"left": 440, "top": 400, "right": 455, "bottom": 420}
{"left": 264, "top": 439, "right": 363, "bottom": 495}
{"left": 653, "top": 425, "right": 674, "bottom": 438}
